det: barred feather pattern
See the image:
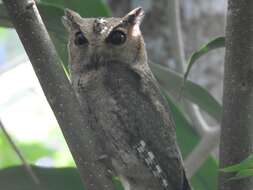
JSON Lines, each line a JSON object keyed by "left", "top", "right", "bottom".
{"left": 134, "top": 140, "right": 169, "bottom": 190}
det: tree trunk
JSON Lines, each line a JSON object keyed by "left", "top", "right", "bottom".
{"left": 3, "top": 0, "right": 115, "bottom": 189}
{"left": 219, "top": 1, "right": 253, "bottom": 190}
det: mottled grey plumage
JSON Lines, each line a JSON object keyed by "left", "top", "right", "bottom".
{"left": 62, "top": 7, "right": 192, "bottom": 190}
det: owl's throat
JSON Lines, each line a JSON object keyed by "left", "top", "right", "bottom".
{"left": 83, "top": 60, "right": 106, "bottom": 72}
{"left": 80, "top": 56, "right": 133, "bottom": 73}
{"left": 74, "top": 60, "right": 141, "bottom": 93}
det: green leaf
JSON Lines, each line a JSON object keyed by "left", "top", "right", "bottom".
{"left": 184, "top": 36, "right": 225, "bottom": 82}
{"left": 19, "top": 143, "right": 56, "bottom": 163}
{"left": 113, "top": 177, "right": 125, "bottom": 190}
{"left": 0, "top": 131, "right": 56, "bottom": 168}
{"left": 164, "top": 95, "right": 218, "bottom": 190}
{"left": 221, "top": 154, "right": 253, "bottom": 173}
{"left": 0, "top": 131, "right": 20, "bottom": 168}
{"left": 0, "top": 166, "right": 84, "bottom": 190}
{"left": 230, "top": 169, "right": 253, "bottom": 180}
{"left": 0, "top": 27, "right": 7, "bottom": 39}
{"left": 40, "top": 0, "right": 111, "bottom": 17}
{"left": 150, "top": 63, "right": 222, "bottom": 122}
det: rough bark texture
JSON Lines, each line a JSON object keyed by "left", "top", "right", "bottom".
{"left": 2, "top": 0, "right": 115, "bottom": 189}
{"left": 219, "top": 1, "right": 253, "bottom": 190}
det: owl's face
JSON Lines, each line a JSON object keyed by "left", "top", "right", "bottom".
{"left": 62, "top": 8, "right": 146, "bottom": 74}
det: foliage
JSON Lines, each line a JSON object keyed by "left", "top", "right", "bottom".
{"left": 150, "top": 63, "right": 222, "bottom": 122}
{"left": 0, "top": 131, "right": 54, "bottom": 168}
{"left": 0, "top": 128, "right": 75, "bottom": 169}
{"left": 184, "top": 36, "right": 225, "bottom": 82}
{"left": 222, "top": 154, "right": 253, "bottom": 180}
{"left": 0, "top": 27, "right": 7, "bottom": 38}
{"left": 40, "top": 0, "right": 111, "bottom": 17}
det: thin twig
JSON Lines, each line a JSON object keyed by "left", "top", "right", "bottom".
{"left": 169, "top": 0, "right": 220, "bottom": 177}
{"left": 170, "top": 0, "right": 210, "bottom": 135}
{"left": 0, "top": 120, "right": 40, "bottom": 185}
{"left": 184, "top": 126, "right": 220, "bottom": 177}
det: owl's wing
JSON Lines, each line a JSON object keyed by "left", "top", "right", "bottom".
{"left": 136, "top": 116, "right": 192, "bottom": 190}
{"left": 128, "top": 67, "right": 192, "bottom": 190}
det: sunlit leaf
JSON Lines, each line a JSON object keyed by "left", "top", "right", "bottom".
{"left": 0, "top": 27, "right": 7, "bottom": 39}
{"left": 184, "top": 36, "right": 225, "bottom": 81}
{"left": 0, "top": 131, "right": 20, "bottom": 168}
{"left": 19, "top": 143, "right": 56, "bottom": 163}
{"left": 0, "top": 131, "right": 57, "bottom": 168}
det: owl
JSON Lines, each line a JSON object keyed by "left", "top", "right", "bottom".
{"left": 62, "top": 7, "right": 191, "bottom": 190}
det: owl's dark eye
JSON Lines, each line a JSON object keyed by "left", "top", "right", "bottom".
{"left": 106, "top": 30, "right": 127, "bottom": 45}
{"left": 74, "top": 31, "right": 88, "bottom": 46}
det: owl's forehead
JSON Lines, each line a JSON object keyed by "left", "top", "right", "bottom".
{"left": 80, "top": 17, "right": 122, "bottom": 36}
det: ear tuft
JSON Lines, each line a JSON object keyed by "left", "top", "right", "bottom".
{"left": 62, "top": 8, "right": 82, "bottom": 30}
{"left": 123, "top": 7, "right": 144, "bottom": 26}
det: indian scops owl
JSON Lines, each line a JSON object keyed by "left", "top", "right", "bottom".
{"left": 62, "top": 7, "right": 192, "bottom": 190}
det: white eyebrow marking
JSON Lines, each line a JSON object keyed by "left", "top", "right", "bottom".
{"left": 134, "top": 140, "right": 170, "bottom": 189}
{"left": 132, "top": 25, "right": 140, "bottom": 37}
{"left": 93, "top": 18, "right": 108, "bottom": 34}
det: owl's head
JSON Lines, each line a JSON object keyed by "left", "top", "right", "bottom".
{"left": 62, "top": 7, "right": 147, "bottom": 74}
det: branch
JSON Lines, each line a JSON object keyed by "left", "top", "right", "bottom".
{"left": 2, "top": 0, "right": 114, "bottom": 189}
{"left": 0, "top": 120, "right": 40, "bottom": 185}
{"left": 219, "top": 1, "right": 253, "bottom": 189}
{"left": 170, "top": 0, "right": 214, "bottom": 136}
{"left": 184, "top": 125, "right": 219, "bottom": 177}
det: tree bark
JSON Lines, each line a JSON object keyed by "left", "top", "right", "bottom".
{"left": 219, "top": 1, "right": 253, "bottom": 190}
{"left": 2, "top": 0, "right": 115, "bottom": 189}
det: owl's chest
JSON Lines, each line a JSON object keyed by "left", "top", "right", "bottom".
{"left": 73, "top": 63, "right": 148, "bottom": 142}
{"left": 72, "top": 61, "right": 166, "bottom": 146}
